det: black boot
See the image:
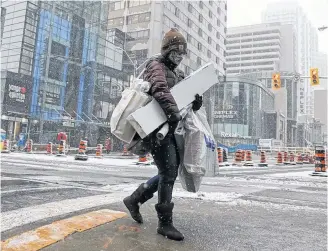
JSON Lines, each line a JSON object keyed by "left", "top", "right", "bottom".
{"left": 155, "top": 202, "right": 184, "bottom": 241}
{"left": 123, "top": 183, "right": 153, "bottom": 223}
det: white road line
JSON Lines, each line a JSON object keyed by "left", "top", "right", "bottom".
{"left": 1, "top": 191, "right": 130, "bottom": 232}
{"left": 1, "top": 186, "right": 69, "bottom": 195}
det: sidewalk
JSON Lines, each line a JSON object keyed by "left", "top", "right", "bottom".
{"left": 3, "top": 197, "right": 325, "bottom": 251}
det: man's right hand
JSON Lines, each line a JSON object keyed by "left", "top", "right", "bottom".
{"left": 167, "top": 112, "right": 182, "bottom": 133}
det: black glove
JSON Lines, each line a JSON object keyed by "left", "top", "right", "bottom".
{"left": 192, "top": 94, "right": 203, "bottom": 111}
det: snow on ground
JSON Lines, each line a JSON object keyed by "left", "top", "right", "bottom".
{"left": 173, "top": 188, "right": 242, "bottom": 202}
{"left": 267, "top": 171, "right": 328, "bottom": 179}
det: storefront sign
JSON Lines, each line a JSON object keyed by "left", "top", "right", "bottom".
{"left": 8, "top": 84, "right": 26, "bottom": 103}
{"left": 259, "top": 139, "right": 272, "bottom": 147}
{"left": 220, "top": 132, "right": 252, "bottom": 139}
{"left": 214, "top": 111, "right": 238, "bottom": 119}
{"left": 39, "top": 90, "right": 61, "bottom": 106}
{"left": 299, "top": 80, "right": 305, "bottom": 114}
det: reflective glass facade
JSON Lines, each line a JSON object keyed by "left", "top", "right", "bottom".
{"left": 213, "top": 77, "right": 275, "bottom": 146}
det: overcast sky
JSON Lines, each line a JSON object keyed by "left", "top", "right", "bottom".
{"left": 227, "top": 0, "right": 328, "bottom": 56}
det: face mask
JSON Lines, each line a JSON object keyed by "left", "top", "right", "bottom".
{"left": 168, "top": 50, "right": 184, "bottom": 66}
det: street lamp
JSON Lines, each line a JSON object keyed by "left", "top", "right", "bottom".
{"left": 318, "top": 26, "right": 328, "bottom": 31}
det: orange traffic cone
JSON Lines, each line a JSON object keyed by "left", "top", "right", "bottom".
{"left": 277, "top": 152, "right": 283, "bottom": 165}
{"left": 312, "top": 146, "right": 327, "bottom": 176}
{"left": 233, "top": 150, "right": 242, "bottom": 166}
{"left": 244, "top": 150, "right": 254, "bottom": 166}
{"left": 283, "top": 151, "right": 290, "bottom": 165}
{"left": 46, "top": 142, "right": 53, "bottom": 155}
{"left": 289, "top": 152, "right": 296, "bottom": 165}
{"left": 258, "top": 151, "right": 268, "bottom": 167}
{"left": 57, "top": 140, "right": 67, "bottom": 157}
{"left": 75, "top": 140, "right": 88, "bottom": 160}
{"left": 95, "top": 144, "right": 103, "bottom": 158}
{"left": 296, "top": 153, "right": 303, "bottom": 164}
{"left": 1, "top": 139, "right": 10, "bottom": 153}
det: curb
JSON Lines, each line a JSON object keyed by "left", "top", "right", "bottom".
{"left": 1, "top": 209, "right": 127, "bottom": 251}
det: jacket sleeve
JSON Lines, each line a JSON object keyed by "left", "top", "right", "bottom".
{"left": 144, "top": 60, "right": 179, "bottom": 117}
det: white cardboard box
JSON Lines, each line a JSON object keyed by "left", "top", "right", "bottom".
{"left": 128, "top": 63, "right": 218, "bottom": 138}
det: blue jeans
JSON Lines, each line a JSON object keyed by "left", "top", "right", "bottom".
{"left": 146, "top": 175, "right": 160, "bottom": 194}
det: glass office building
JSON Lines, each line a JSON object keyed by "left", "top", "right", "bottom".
{"left": 213, "top": 76, "right": 275, "bottom": 146}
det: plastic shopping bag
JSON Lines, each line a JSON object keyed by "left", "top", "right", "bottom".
{"left": 175, "top": 106, "right": 218, "bottom": 192}
{"left": 110, "top": 72, "right": 152, "bottom": 143}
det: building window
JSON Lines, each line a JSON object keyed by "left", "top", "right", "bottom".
{"left": 216, "top": 44, "right": 220, "bottom": 51}
{"left": 217, "top": 18, "right": 220, "bottom": 27}
{"left": 225, "top": 2, "right": 227, "bottom": 10}
{"left": 199, "top": 1, "right": 203, "bottom": 9}
{"left": 197, "top": 56, "right": 202, "bottom": 65}
{"left": 127, "top": 12, "right": 151, "bottom": 24}
{"left": 187, "top": 18, "right": 192, "bottom": 28}
{"left": 198, "top": 42, "right": 202, "bottom": 51}
{"left": 224, "top": 15, "right": 227, "bottom": 22}
{"left": 209, "top": 10, "right": 212, "bottom": 18}
{"left": 188, "top": 3, "right": 192, "bottom": 13}
{"left": 128, "top": 0, "right": 151, "bottom": 8}
{"left": 209, "top": 0, "right": 213, "bottom": 6}
{"left": 198, "top": 28, "right": 202, "bottom": 37}
{"left": 108, "top": 1, "right": 124, "bottom": 11}
{"left": 187, "top": 33, "right": 191, "bottom": 42}
{"left": 175, "top": 7, "right": 180, "bottom": 17}
{"left": 186, "top": 49, "right": 191, "bottom": 58}
{"left": 224, "top": 27, "right": 227, "bottom": 33}
{"left": 208, "top": 36, "right": 212, "bottom": 45}
{"left": 216, "top": 57, "right": 220, "bottom": 64}
{"left": 216, "top": 31, "right": 219, "bottom": 39}
{"left": 207, "top": 49, "right": 211, "bottom": 58}
{"left": 208, "top": 23, "right": 212, "bottom": 31}
{"left": 217, "top": 7, "right": 221, "bottom": 14}
{"left": 199, "top": 14, "right": 203, "bottom": 23}
{"left": 108, "top": 17, "right": 124, "bottom": 26}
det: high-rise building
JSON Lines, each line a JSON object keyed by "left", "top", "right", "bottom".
{"left": 226, "top": 23, "right": 297, "bottom": 75}
{"left": 105, "top": 0, "right": 227, "bottom": 76}
{"left": 262, "top": 1, "right": 319, "bottom": 117}
{"left": 1, "top": 1, "right": 128, "bottom": 146}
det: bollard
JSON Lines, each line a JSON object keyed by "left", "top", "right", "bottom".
{"left": 277, "top": 152, "right": 283, "bottom": 165}
{"left": 46, "top": 142, "right": 53, "bottom": 155}
{"left": 312, "top": 146, "right": 327, "bottom": 177}
{"left": 296, "top": 153, "right": 303, "bottom": 164}
{"left": 75, "top": 140, "right": 88, "bottom": 160}
{"left": 56, "top": 140, "right": 66, "bottom": 157}
{"left": 95, "top": 144, "right": 103, "bottom": 158}
{"left": 283, "top": 151, "right": 290, "bottom": 165}
{"left": 223, "top": 148, "right": 230, "bottom": 166}
{"left": 289, "top": 152, "right": 296, "bottom": 165}
{"left": 26, "top": 139, "right": 33, "bottom": 153}
{"left": 258, "top": 151, "right": 268, "bottom": 167}
{"left": 244, "top": 150, "right": 254, "bottom": 166}
{"left": 1, "top": 139, "right": 11, "bottom": 153}
{"left": 217, "top": 148, "right": 224, "bottom": 167}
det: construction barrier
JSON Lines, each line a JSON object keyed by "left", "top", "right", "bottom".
{"left": 277, "top": 152, "right": 283, "bottom": 165}
{"left": 244, "top": 150, "right": 254, "bottom": 166}
{"left": 289, "top": 152, "right": 296, "bottom": 165}
{"left": 75, "top": 140, "right": 88, "bottom": 160}
{"left": 57, "top": 140, "right": 66, "bottom": 156}
{"left": 296, "top": 153, "right": 303, "bottom": 164}
{"left": 222, "top": 148, "right": 230, "bottom": 166}
{"left": 312, "top": 146, "right": 327, "bottom": 176}
{"left": 122, "top": 145, "right": 128, "bottom": 156}
{"left": 1, "top": 139, "right": 10, "bottom": 153}
{"left": 26, "top": 139, "right": 33, "bottom": 153}
{"left": 95, "top": 144, "right": 103, "bottom": 158}
{"left": 283, "top": 151, "right": 290, "bottom": 165}
{"left": 136, "top": 153, "right": 153, "bottom": 165}
{"left": 46, "top": 142, "right": 53, "bottom": 155}
{"left": 233, "top": 150, "right": 242, "bottom": 166}
{"left": 258, "top": 151, "right": 268, "bottom": 167}
{"left": 303, "top": 154, "right": 310, "bottom": 164}
{"left": 217, "top": 148, "right": 224, "bottom": 167}
{"left": 240, "top": 150, "right": 245, "bottom": 162}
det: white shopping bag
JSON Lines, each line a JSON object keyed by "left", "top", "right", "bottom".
{"left": 175, "top": 106, "right": 218, "bottom": 192}
{"left": 110, "top": 71, "right": 152, "bottom": 143}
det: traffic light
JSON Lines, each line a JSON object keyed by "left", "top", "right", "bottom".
{"left": 272, "top": 73, "right": 281, "bottom": 90}
{"left": 310, "top": 68, "right": 319, "bottom": 86}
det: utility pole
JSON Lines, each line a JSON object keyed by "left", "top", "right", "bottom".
{"left": 39, "top": 2, "right": 55, "bottom": 143}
